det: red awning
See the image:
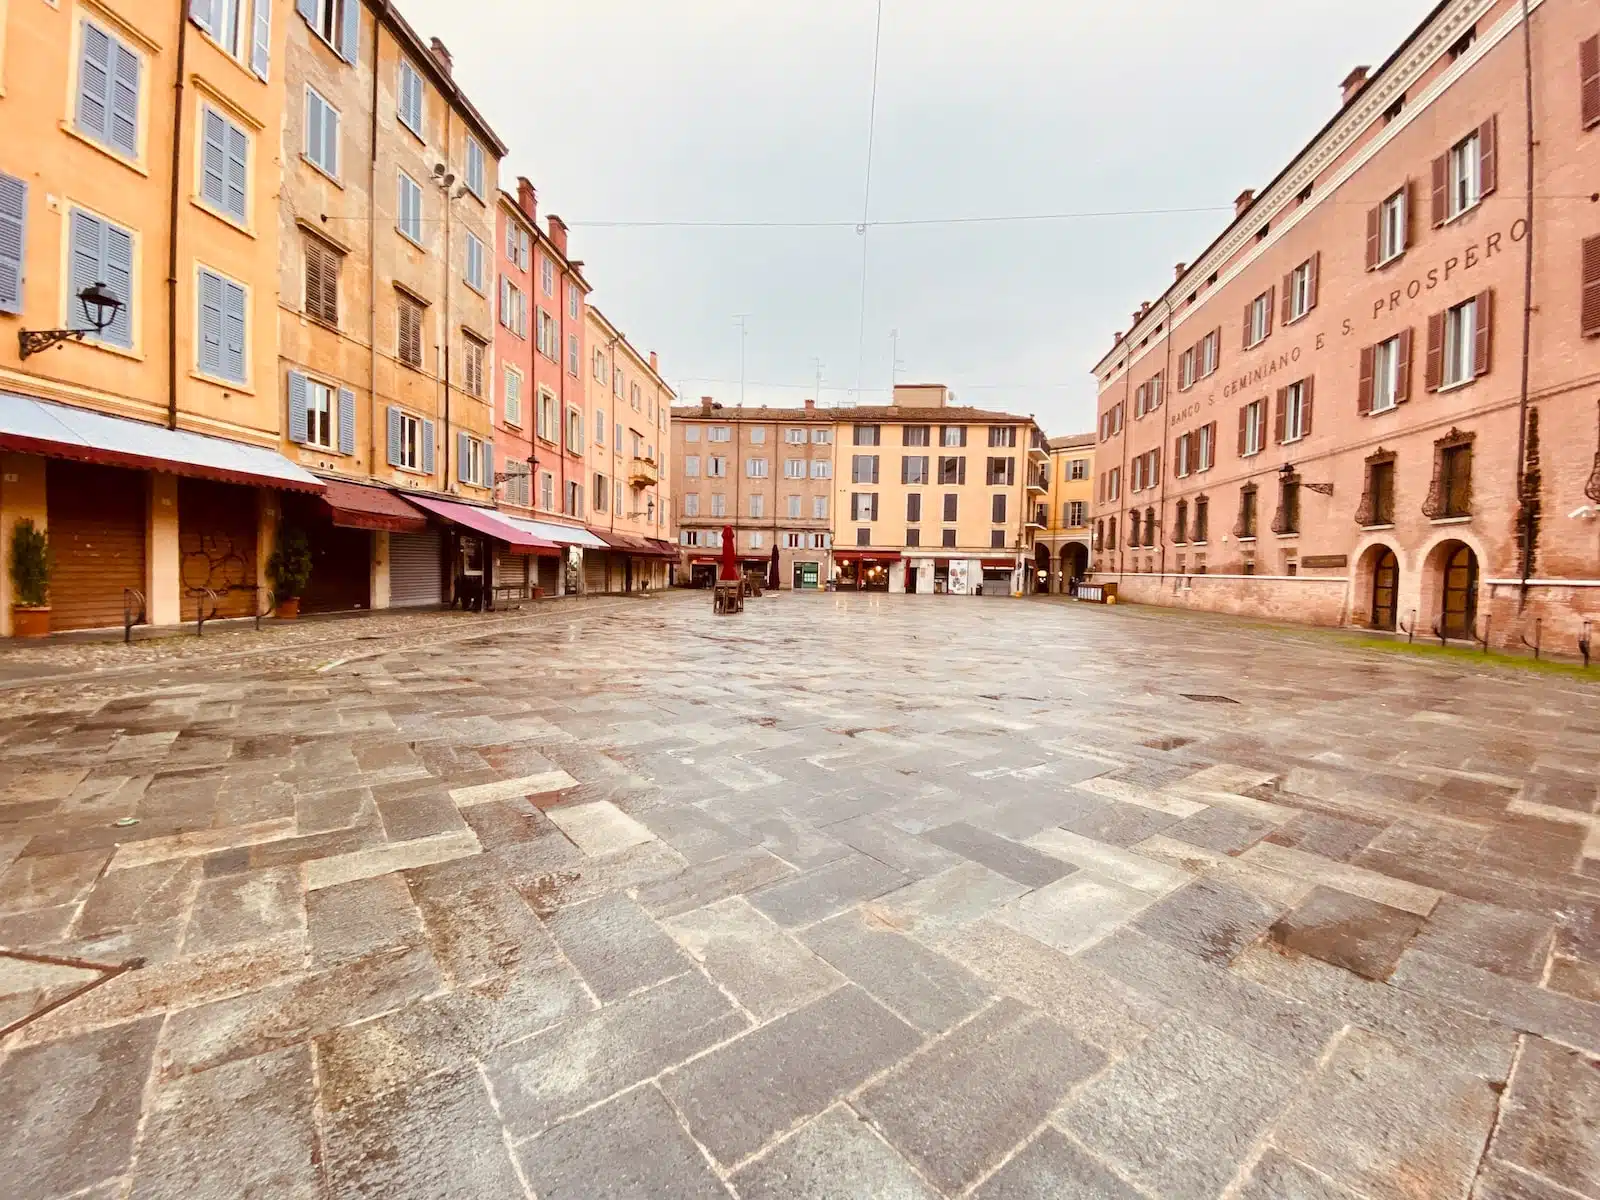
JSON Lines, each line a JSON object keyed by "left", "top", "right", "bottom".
{"left": 981, "top": 559, "right": 1018, "bottom": 569}
{"left": 320, "top": 479, "right": 427, "bottom": 532}
{"left": 595, "top": 530, "right": 677, "bottom": 559}
{"left": 833, "top": 550, "right": 901, "bottom": 562}
{"left": 403, "top": 494, "right": 559, "bottom": 554}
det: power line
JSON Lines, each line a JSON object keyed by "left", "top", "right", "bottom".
{"left": 854, "top": 0, "right": 885, "bottom": 402}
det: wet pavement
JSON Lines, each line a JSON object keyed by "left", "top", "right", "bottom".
{"left": 1, "top": 590, "right": 1597, "bottom": 1199}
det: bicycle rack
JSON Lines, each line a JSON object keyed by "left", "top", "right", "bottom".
{"left": 1519, "top": 618, "right": 1542, "bottom": 660}
{"left": 1431, "top": 621, "right": 1445, "bottom": 647}
{"left": 1398, "top": 609, "right": 1417, "bottom": 644}
{"left": 122, "top": 588, "right": 146, "bottom": 645}
{"left": 192, "top": 588, "right": 219, "bottom": 637}
{"left": 1580, "top": 620, "right": 1593, "bottom": 668}
{"left": 1476, "top": 614, "right": 1491, "bottom": 654}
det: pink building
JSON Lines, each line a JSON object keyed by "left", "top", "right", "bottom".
{"left": 1090, "top": 0, "right": 1600, "bottom": 654}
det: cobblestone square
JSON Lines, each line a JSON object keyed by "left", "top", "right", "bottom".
{"left": 1, "top": 592, "right": 1598, "bottom": 1199}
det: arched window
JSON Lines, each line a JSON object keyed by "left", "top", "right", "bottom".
{"left": 1129, "top": 511, "right": 1141, "bottom": 548}
{"left": 1108, "top": 517, "right": 1118, "bottom": 550}
{"left": 1093, "top": 520, "right": 1103, "bottom": 550}
{"left": 1144, "top": 507, "right": 1156, "bottom": 547}
{"left": 1175, "top": 500, "right": 1189, "bottom": 543}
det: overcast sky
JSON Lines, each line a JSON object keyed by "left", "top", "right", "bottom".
{"left": 403, "top": 0, "right": 1433, "bottom": 434}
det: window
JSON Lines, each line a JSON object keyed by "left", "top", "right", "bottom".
{"left": 856, "top": 528, "right": 871, "bottom": 547}
{"left": 1199, "top": 329, "right": 1219, "bottom": 377}
{"left": 540, "top": 256, "right": 554, "bottom": 296}
{"left": 1285, "top": 255, "right": 1318, "bottom": 323}
{"left": 1364, "top": 332, "right": 1410, "bottom": 414}
{"left": 1174, "top": 501, "right": 1188, "bottom": 544}
{"left": 812, "top": 427, "right": 833, "bottom": 444}
{"left": 464, "top": 232, "right": 485, "bottom": 292}
{"left": 749, "top": 493, "right": 764, "bottom": 518}
{"left": 1356, "top": 457, "right": 1395, "bottom": 528}
{"left": 938, "top": 456, "right": 966, "bottom": 485}
{"left": 746, "top": 457, "right": 769, "bottom": 478}
{"left": 940, "top": 425, "right": 966, "bottom": 447}
{"left": 787, "top": 495, "right": 802, "bottom": 519}
{"left": 303, "top": 0, "right": 357, "bottom": 60}
{"left": 516, "top": 229, "right": 531, "bottom": 271}
{"left": 1240, "top": 398, "right": 1266, "bottom": 456}
{"left": 294, "top": 378, "right": 335, "bottom": 449}
{"left": 1107, "top": 468, "right": 1121, "bottom": 501}
{"left": 568, "top": 283, "right": 580, "bottom": 321}
{"left": 851, "top": 455, "right": 879, "bottom": 484}
{"left": 616, "top": 422, "right": 623, "bottom": 447}
{"left": 942, "top": 529, "right": 957, "bottom": 548}
{"left": 682, "top": 492, "right": 699, "bottom": 516}
{"left": 708, "top": 426, "right": 731, "bottom": 442}
{"left": 536, "top": 471, "right": 553, "bottom": 510}
{"left": 813, "top": 496, "right": 827, "bottom": 519}
{"left": 1274, "top": 476, "right": 1300, "bottom": 536}
{"left": 565, "top": 479, "right": 583, "bottom": 518}
{"left": 854, "top": 424, "right": 881, "bottom": 446}
{"left": 303, "top": 235, "right": 341, "bottom": 325}
{"left": 199, "top": 105, "right": 250, "bottom": 224}
{"left": 1175, "top": 433, "right": 1192, "bottom": 478}
{"left": 535, "top": 389, "right": 557, "bottom": 441}
{"left": 1279, "top": 379, "right": 1311, "bottom": 443}
{"left": 851, "top": 493, "right": 878, "bottom": 521}
{"left": 1198, "top": 422, "right": 1216, "bottom": 471}
{"left": 568, "top": 333, "right": 579, "bottom": 376}
{"left": 991, "top": 493, "right": 1007, "bottom": 523}
{"left": 902, "top": 455, "right": 929, "bottom": 484}
{"left": 707, "top": 456, "right": 727, "bottom": 478}
{"left": 683, "top": 424, "right": 699, "bottom": 443}
{"left": 943, "top": 494, "right": 958, "bottom": 522}
{"left": 986, "top": 457, "right": 1014, "bottom": 486}
{"left": 499, "top": 279, "right": 526, "bottom": 337}
{"left": 461, "top": 335, "right": 485, "bottom": 398}
{"left": 397, "top": 171, "right": 423, "bottom": 244}
{"left": 990, "top": 530, "right": 1007, "bottom": 550}
{"left": 1178, "top": 347, "right": 1196, "bottom": 391}
{"left": 1245, "top": 288, "right": 1273, "bottom": 348}
{"left": 396, "top": 295, "right": 423, "bottom": 368}
{"left": 1426, "top": 439, "right": 1473, "bottom": 519}
{"left": 76, "top": 19, "right": 142, "bottom": 159}
{"left": 397, "top": 60, "right": 424, "bottom": 137}
{"left": 504, "top": 367, "right": 523, "bottom": 426}
{"left": 1372, "top": 186, "right": 1407, "bottom": 267}
{"left": 567, "top": 408, "right": 583, "bottom": 453}
{"left": 456, "top": 434, "right": 486, "bottom": 486}
{"left": 1447, "top": 130, "right": 1481, "bottom": 220}
{"left": 1069, "top": 458, "right": 1087, "bottom": 481}
{"left": 785, "top": 427, "right": 807, "bottom": 444}
{"left": 464, "top": 138, "right": 485, "bottom": 199}
{"left": 1584, "top": 36, "right": 1600, "bottom": 130}
{"left": 1193, "top": 496, "right": 1209, "bottom": 543}
{"left": 749, "top": 531, "right": 764, "bottom": 550}
{"left": 387, "top": 407, "right": 428, "bottom": 472}
{"left": 903, "top": 425, "right": 930, "bottom": 446}
{"left": 1112, "top": 404, "right": 1123, "bottom": 435}
{"left": 1129, "top": 511, "right": 1140, "bottom": 547}
{"left": 1585, "top": 235, "right": 1600, "bottom": 338}
{"left": 810, "top": 460, "right": 832, "bottom": 479}
{"left": 0, "top": 176, "right": 24, "bottom": 316}
{"left": 537, "top": 310, "right": 558, "bottom": 360}
{"left": 1436, "top": 295, "right": 1488, "bottom": 388}
{"left": 904, "top": 529, "right": 921, "bottom": 547}
{"left": 748, "top": 426, "right": 765, "bottom": 444}
{"left": 784, "top": 459, "right": 806, "bottom": 479}
{"left": 304, "top": 87, "right": 340, "bottom": 177}
{"left": 1236, "top": 487, "right": 1258, "bottom": 538}
{"left": 1135, "top": 373, "right": 1163, "bottom": 417}
{"left": 1067, "top": 501, "right": 1086, "bottom": 527}
{"left": 988, "top": 426, "right": 1017, "bottom": 448}
{"left": 906, "top": 493, "right": 922, "bottom": 522}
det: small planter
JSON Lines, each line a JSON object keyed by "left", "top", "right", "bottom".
{"left": 273, "top": 596, "right": 301, "bottom": 620}
{"left": 11, "top": 605, "right": 49, "bottom": 638}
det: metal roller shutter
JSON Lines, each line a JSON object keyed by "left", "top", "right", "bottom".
{"left": 178, "top": 478, "right": 259, "bottom": 620}
{"left": 389, "top": 528, "right": 443, "bottom": 607}
{"left": 584, "top": 551, "right": 609, "bottom": 594}
{"left": 46, "top": 461, "right": 146, "bottom": 631}
{"left": 537, "top": 555, "right": 559, "bottom": 596}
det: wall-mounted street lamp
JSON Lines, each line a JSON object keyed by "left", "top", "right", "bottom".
{"left": 19, "top": 282, "right": 123, "bottom": 358}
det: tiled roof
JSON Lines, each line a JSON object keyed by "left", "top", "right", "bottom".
{"left": 1047, "top": 432, "right": 1096, "bottom": 450}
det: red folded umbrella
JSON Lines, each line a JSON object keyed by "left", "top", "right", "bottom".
{"left": 767, "top": 544, "right": 780, "bottom": 590}
{"left": 718, "top": 525, "right": 740, "bottom": 581}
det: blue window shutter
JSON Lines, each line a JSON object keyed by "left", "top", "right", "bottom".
{"left": 0, "top": 173, "right": 26, "bottom": 315}
{"left": 202, "top": 108, "right": 227, "bottom": 210}
{"left": 456, "top": 431, "right": 468, "bottom": 483}
{"left": 197, "top": 268, "right": 223, "bottom": 375}
{"left": 322, "top": 103, "right": 339, "bottom": 175}
{"left": 68, "top": 211, "right": 102, "bottom": 331}
{"left": 77, "top": 23, "right": 112, "bottom": 144}
{"left": 102, "top": 223, "right": 134, "bottom": 347}
{"left": 304, "top": 90, "right": 324, "bottom": 169}
{"left": 386, "top": 405, "right": 401, "bottom": 466}
{"left": 225, "top": 123, "right": 249, "bottom": 221}
{"left": 422, "top": 419, "right": 436, "bottom": 476}
{"left": 337, "top": 387, "right": 355, "bottom": 454}
{"left": 250, "top": 0, "right": 271, "bottom": 80}
{"left": 287, "top": 370, "right": 309, "bottom": 443}
{"left": 189, "top": 0, "right": 217, "bottom": 37}
{"left": 222, "top": 278, "right": 247, "bottom": 382}
{"left": 483, "top": 444, "right": 493, "bottom": 489}
{"left": 296, "top": 0, "right": 316, "bottom": 22}
{"left": 109, "top": 41, "right": 141, "bottom": 157}
{"left": 338, "top": 0, "right": 360, "bottom": 64}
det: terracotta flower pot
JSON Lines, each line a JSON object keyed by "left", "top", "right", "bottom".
{"left": 273, "top": 597, "right": 301, "bottom": 620}
{"left": 11, "top": 605, "right": 50, "bottom": 638}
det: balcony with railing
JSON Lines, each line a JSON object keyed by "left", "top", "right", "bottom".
{"left": 629, "top": 457, "right": 659, "bottom": 487}
{"left": 1025, "top": 465, "right": 1049, "bottom": 493}
{"left": 1026, "top": 505, "right": 1047, "bottom": 530}
{"left": 1028, "top": 430, "right": 1050, "bottom": 461}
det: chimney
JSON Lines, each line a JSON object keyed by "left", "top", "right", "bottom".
{"left": 428, "top": 37, "right": 453, "bottom": 76}
{"left": 1234, "top": 188, "right": 1255, "bottom": 217}
{"left": 516, "top": 177, "right": 537, "bottom": 223}
{"left": 700, "top": 395, "right": 714, "bottom": 415}
{"left": 648, "top": 351, "right": 658, "bottom": 373}
{"left": 1340, "top": 66, "right": 1370, "bottom": 106}
{"left": 1174, "top": 262, "right": 1186, "bottom": 281}
{"left": 547, "top": 215, "right": 569, "bottom": 258}
{"left": 1113, "top": 331, "right": 1124, "bottom": 345}
{"left": 804, "top": 398, "right": 816, "bottom": 411}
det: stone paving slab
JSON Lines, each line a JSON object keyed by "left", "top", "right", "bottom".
{"left": 662, "top": 896, "right": 844, "bottom": 1021}
{"left": 730, "top": 1103, "right": 939, "bottom": 1200}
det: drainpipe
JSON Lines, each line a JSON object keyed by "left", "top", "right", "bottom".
{"left": 1513, "top": 0, "right": 1536, "bottom": 608}
{"left": 441, "top": 109, "right": 453, "bottom": 491}
{"left": 367, "top": 8, "right": 380, "bottom": 475}
{"left": 165, "top": 10, "right": 190, "bottom": 431}
{"left": 1155, "top": 300, "right": 1175, "bottom": 578}
{"left": 1116, "top": 347, "right": 1134, "bottom": 577}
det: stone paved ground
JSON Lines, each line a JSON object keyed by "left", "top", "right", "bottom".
{"left": 1, "top": 591, "right": 1598, "bottom": 1200}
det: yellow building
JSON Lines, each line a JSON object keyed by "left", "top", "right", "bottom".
{"left": 275, "top": 3, "right": 508, "bottom": 612}
{"left": 585, "top": 305, "right": 675, "bottom": 591}
{"left": 0, "top": 0, "right": 314, "bottom": 633}
{"left": 1036, "top": 432, "right": 1095, "bottom": 592}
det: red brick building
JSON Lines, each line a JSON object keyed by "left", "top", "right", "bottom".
{"left": 1090, "top": 0, "right": 1600, "bottom": 654}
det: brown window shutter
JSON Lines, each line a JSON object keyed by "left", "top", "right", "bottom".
{"left": 1237, "top": 405, "right": 1248, "bottom": 457}
{"left": 1281, "top": 273, "right": 1294, "bottom": 325}
{"left": 1174, "top": 435, "right": 1183, "bottom": 472}
{"left": 1152, "top": 448, "right": 1161, "bottom": 487}
{"left": 1403, "top": 179, "right": 1415, "bottom": 252}
{"left": 1265, "top": 286, "right": 1275, "bottom": 337}
{"left": 1358, "top": 346, "right": 1375, "bottom": 416}
{"left": 1425, "top": 311, "right": 1446, "bottom": 391}
{"left": 1242, "top": 301, "right": 1253, "bottom": 348}
{"left": 1430, "top": 154, "right": 1449, "bottom": 227}
{"left": 1302, "top": 376, "right": 1315, "bottom": 436}
{"left": 1583, "top": 236, "right": 1600, "bottom": 336}
{"left": 1583, "top": 36, "right": 1600, "bottom": 129}
{"left": 1478, "top": 115, "right": 1498, "bottom": 197}
{"left": 1365, "top": 206, "right": 1380, "bottom": 270}
{"left": 1273, "top": 387, "right": 1287, "bottom": 443}
{"left": 1308, "top": 252, "right": 1320, "bottom": 310}
{"left": 305, "top": 243, "right": 323, "bottom": 317}
{"left": 1396, "top": 328, "right": 1413, "bottom": 401}
{"left": 1474, "top": 289, "right": 1494, "bottom": 377}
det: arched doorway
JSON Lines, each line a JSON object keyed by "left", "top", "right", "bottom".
{"left": 1033, "top": 544, "right": 1052, "bottom": 593}
{"left": 1370, "top": 547, "right": 1399, "bottom": 631}
{"left": 1438, "top": 541, "right": 1479, "bottom": 640}
{"left": 1061, "top": 543, "right": 1088, "bottom": 593}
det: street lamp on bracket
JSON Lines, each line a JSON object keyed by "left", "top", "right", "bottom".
{"left": 18, "top": 282, "right": 124, "bottom": 358}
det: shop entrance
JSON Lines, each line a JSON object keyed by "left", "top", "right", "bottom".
{"left": 1370, "top": 547, "right": 1399, "bottom": 632}
{"left": 792, "top": 561, "right": 820, "bottom": 590}
{"left": 1438, "top": 542, "right": 1479, "bottom": 640}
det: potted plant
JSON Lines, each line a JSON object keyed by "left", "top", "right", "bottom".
{"left": 8, "top": 518, "right": 51, "bottom": 638}
{"left": 266, "top": 525, "right": 313, "bottom": 619}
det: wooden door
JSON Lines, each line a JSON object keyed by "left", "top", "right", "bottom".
{"left": 1440, "top": 544, "right": 1478, "bottom": 639}
{"left": 1370, "top": 548, "right": 1398, "bottom": 631}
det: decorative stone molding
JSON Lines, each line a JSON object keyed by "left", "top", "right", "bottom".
{"left": 1586, "top": 402, "right": 1600, "bottom": 504}
{"left": 1422, "top": 429, "right": 1475, "bottom": 520}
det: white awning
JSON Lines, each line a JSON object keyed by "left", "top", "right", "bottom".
{"left": 500, "top": 514, "right": 610, "bottom": 550}
{"left": 0, "top": 392, "right": 323, "bottom": 492}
